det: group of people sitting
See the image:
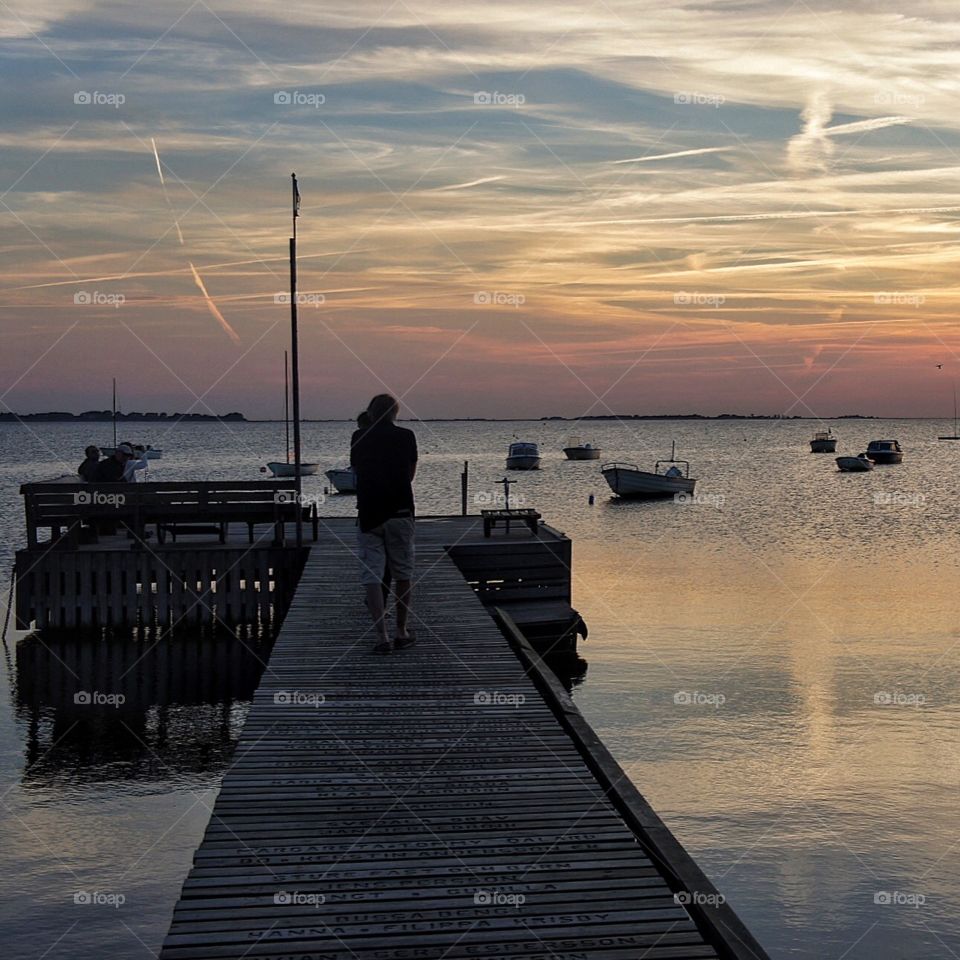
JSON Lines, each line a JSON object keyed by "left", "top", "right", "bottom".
{"left": 77, "top": 443, "right": 150, "bottom": 483}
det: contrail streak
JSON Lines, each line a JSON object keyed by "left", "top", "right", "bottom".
{"left": 612, "top": 147, "right": 732, "bottom": 164}
{"left": 151, "top": 136, "right": 184, "bottom": 244}
{"left": 152, "top": 136, "right": 239, "bottom": 344}
{"left": 189, "top": 261, "right": 241, "bottom": 344}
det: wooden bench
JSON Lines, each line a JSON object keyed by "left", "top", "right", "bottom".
{"left": 20, "top": 480, "right": 319, "bottom": 549}
{"left": 481, "top": 507, "right": 541, "bottom": 537}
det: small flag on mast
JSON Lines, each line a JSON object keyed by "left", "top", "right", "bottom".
{"left": 292, "top": 173, "right": 300, "bottom": 219}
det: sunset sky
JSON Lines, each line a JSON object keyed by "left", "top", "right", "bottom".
{"left": 4, "top": 0, "right": 960, "bottom": 418}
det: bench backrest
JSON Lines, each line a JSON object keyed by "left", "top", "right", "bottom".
{"left": 21, "top": 481, "right": 302, "bottom": 546}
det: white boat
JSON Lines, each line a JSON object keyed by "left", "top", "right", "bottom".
{"left": 563, "top": 436, "right": 601, "bottom": 460}
{"left": 266, "top": 461, "right": 320, "bottom": 478}
{"left": 506, "top": 441, "right": 540, "bottom": 470}
{"left": 809, "top": 430, "right": 837, "bottom": 453}
{"left": 325, "top": 467, "right": 357, "bottom": 493}
{"left": 601, "top": 443, "right": 697, "bottom": 498}
{"left": 836, "top": 453, "right": 874, "bottom": 472}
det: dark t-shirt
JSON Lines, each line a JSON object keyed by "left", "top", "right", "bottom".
{"left": 350, "top": 423, "right": 417, "bottom": 532}
{"left": 78, "top": 457, "right": 100, "bottom": 482}
{"left": 93, "top": 457, "right": 126, "bottom": 482}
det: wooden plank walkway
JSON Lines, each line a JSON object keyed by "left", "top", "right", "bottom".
{"left": 160, "top": 518, "right": 764, "bottom": 960}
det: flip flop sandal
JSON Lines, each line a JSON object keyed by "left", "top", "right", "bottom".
{"left": 372, "top": 641, "right": 392, "bottom": 655}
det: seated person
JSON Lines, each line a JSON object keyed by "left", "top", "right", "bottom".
{"left": 77, "top": 445, "right": 100, "bottom": 482}
{"left": 93, "top": 443, "right": 134, "bottom": 482}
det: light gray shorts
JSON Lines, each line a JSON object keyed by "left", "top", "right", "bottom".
{"left": 357, "top": 516, "right": 415, "bottom": 585}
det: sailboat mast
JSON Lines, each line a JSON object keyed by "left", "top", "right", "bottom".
{"left": 284, "top": 350, "right": 290, "bottom": 464}
{"left": 112, "top": 378, "right": 117, "bottom": 448}
{"left": 289, "top": 173, "right": 303, "bottom": 547}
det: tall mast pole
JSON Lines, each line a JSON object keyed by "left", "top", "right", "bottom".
{"left": 284, "top": 350, "right": 290, "bottom": 464}
{"left": 112, "top": 378, "right": 117, "bottom": 448}
{"left": 290, "top": 173, "right": 303, "bottom": 547}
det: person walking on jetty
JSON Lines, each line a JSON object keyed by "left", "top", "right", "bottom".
{"left": 351, "top": 394, "right": 417, "bottom": 655}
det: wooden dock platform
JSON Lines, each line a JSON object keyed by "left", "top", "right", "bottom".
{"left": 159, "top": 517, "right": 768, "bottom": 960}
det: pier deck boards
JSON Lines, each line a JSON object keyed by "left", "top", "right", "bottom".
{"left": 159, "top": 518, "right": 758, "bottom": 960}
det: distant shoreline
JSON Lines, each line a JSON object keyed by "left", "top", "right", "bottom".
{"left": 0, "top": 412, "right": 922, "bottom": 423}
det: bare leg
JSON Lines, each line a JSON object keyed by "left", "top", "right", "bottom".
{"left": 394, "top": 579, "right": 412, "bottom": 639}
{"left": 365, "top": 583, "right": 390, "bottom": 647}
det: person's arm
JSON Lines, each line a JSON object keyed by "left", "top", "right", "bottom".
{"left": 408, "top": 433, "right": 418, "bottom": 481}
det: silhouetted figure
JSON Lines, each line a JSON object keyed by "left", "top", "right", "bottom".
{"left": 351, "top": 394, "right": 417, "bottom": 654}
{"left": 357, "top": 411, "right": 392, "bottom": 608}
{"left": 94, "top": 443, "right": 134, "bottom": 482}
{"left": 78, "top": 445, "right": 100, "bottom": 482}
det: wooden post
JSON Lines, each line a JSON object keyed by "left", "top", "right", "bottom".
{"left": 460, "top": 460, "right": 468, "bottom": 515}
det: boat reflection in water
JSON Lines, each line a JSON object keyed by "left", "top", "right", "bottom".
{"left": 14, "top": 624, "right": 276, "bottom": 786}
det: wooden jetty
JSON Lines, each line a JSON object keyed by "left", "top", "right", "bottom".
{"left": 159, "top": 517, "right": 768, "bottom": 960}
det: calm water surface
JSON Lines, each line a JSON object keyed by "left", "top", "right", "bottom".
{"left": 1, "top": 418, "right": 958, "bottom": 958}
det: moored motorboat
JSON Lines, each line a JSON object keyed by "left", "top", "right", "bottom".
{"left": 809, "top": 430, "right": 837, "bottom": 453}
{"left": 101, "top": 445, "right": 162, "bottom": 459}
{"left": 563, "top": 436, "right": 601, "bottom": 460}
{"left": 601, "top": 443, "right": 696, "bottom": 498}
{"left": 836, "top": 453, "right": 874, "bottom": 472}
{"left": 325, "top": 467, "right": 357, "bottom": 493}
{"left": 866, "top": 439, "right": 903, "bottom": 464}
{"left": 266, "top": 461, "right": 320, "bottom": 478}
{"left": 506, "top": 441, "right": 540, "bottom": 470}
